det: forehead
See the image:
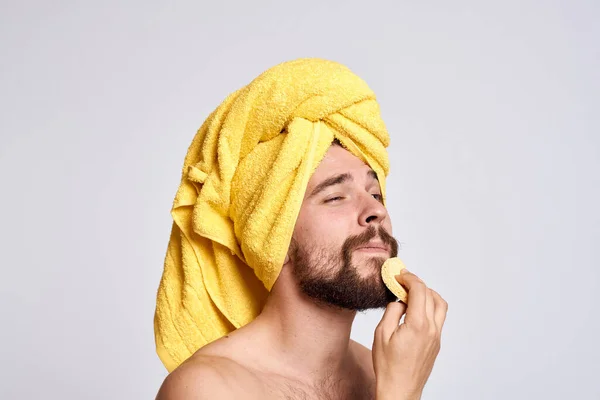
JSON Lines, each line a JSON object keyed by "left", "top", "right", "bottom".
{"left": 307, "top": 145, "right": 373, "bottom": 187}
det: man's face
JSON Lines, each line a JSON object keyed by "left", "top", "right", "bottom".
{"left": 289, "top": 144, "right": 399, "bottom": 311}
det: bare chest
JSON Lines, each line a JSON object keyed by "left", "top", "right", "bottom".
{"left": 261, "top": 371, "right": 376, "bottom": 400}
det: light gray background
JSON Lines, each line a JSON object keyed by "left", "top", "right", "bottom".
{"left": 1, "top": 0, "right": 598, "bottom": 399}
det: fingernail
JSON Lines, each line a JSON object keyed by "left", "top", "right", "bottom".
{"left": 400, "top": 268, "right": 409, "bottom": 275}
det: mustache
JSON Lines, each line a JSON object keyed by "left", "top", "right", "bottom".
{"left": 342, "top": 225, "right": 399, "bottom": 257}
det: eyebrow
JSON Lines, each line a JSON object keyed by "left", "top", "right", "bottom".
{"left": 367, "top": 169, "right": 379, "bottom": 182}
{"left": 309, "top": 170, "right": 379, "bottom": 198}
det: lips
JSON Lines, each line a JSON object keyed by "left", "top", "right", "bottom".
{"left": 355, "top": 241, "right": 390, "bottom": 253}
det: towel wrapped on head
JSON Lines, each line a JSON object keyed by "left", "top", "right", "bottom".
{"left": 154, "top": 58, "right": 391, "bottom": 372}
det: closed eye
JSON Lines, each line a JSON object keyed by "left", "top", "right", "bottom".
{"left": 324, "top": 196, "right": 344, "bottom": 203}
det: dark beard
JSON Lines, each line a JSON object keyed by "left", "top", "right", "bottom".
{"left": 290, "top": 225, "right": 399, "bottom": 311}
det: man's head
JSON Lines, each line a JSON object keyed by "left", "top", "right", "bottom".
{"left": 286, "top": 141, "right": 399, "bottom": 311}
{"left": 155, "top": 59, "right": 394, "bottom": 370}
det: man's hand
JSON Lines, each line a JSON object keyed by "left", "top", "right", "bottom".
{"left": 372, "top": 269, "right": 448, "bottom": 400}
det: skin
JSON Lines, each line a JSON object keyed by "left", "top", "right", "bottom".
{"left": 156, "top": 144, "right": 448, "bottom": 400}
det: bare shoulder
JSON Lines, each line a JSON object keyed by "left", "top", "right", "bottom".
{"left": 350, "top": 340, "right": 375, "bottom": 375}
{"left": 155, "top": 354, "right": 264, "bottom": 400}
{"left": 351, "top": 340, "right": 372, "bottom": 359}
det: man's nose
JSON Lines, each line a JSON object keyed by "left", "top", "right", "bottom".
{"left": 358, "top": 193, "right": 388, "bottom": 226}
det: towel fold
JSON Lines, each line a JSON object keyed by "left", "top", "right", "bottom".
{"left": 154, "top": 58, "right": 391, "bottom": 372}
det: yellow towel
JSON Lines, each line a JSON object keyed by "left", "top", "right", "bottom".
{"left": 154, "top": 58, "right": 391, "bottom": 372}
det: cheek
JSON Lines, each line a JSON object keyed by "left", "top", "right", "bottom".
{"left": 384, "top": 219, "right": 393, "bottom": 236}
{"left": 294, "top": 207, "right": 351, "bottom": 248}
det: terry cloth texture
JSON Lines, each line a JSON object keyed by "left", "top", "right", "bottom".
{"left": 154, "top": 58, "right": 391, "bottom": 372}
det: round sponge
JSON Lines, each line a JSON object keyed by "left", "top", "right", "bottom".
{"left": 381, "top": 257, "right": 408, "bottom": 303}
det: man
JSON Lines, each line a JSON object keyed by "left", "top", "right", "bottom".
{"left": 155, "top": 59, "right": 448, "bottom": 399}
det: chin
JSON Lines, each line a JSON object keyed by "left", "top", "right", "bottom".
{"left": 356, "top": 255, "right": 386, "bottom": 271}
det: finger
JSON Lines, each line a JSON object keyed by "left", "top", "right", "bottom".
{"left": 430, "top": 289, "right": 448, "bottom": 331}
{"left": 425, "top": 288, "right": 435, "bottom": 328}
{"left": 376, "top": 301, "right": 407, "bottom": 340}
{"left": 396, "top": 270, "right": 427, "bottom": 328}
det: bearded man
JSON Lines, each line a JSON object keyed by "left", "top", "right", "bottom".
{"left": 154, "top": 58, "right": 448, "bottom": 400}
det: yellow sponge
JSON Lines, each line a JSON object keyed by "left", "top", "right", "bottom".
{"left": 381, "top": 257, "right": 408, "bottom": 303}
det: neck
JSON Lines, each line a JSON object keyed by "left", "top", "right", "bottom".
{"left": 248, "top": 267, "right": 357, "bottom": 382}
